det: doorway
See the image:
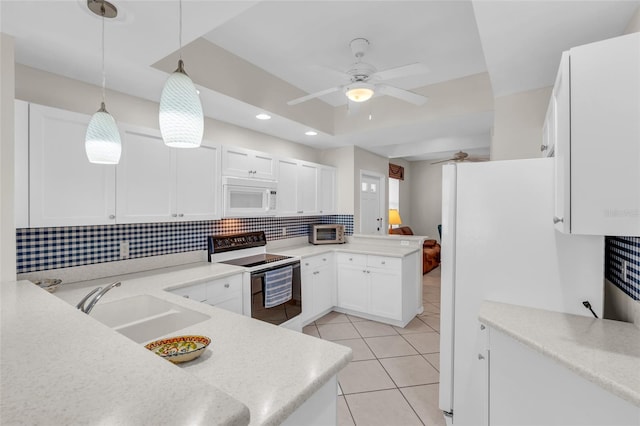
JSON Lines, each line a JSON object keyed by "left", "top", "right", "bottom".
{"left": 360, "top": 170, "right": 386, "bottom": 235}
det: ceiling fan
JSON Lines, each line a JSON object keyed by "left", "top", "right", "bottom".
{"left": 287, "top": 38, "right": 429, "bottom": 107}
{"left": 430, "top": 151, "right": 489, "bottom": 165}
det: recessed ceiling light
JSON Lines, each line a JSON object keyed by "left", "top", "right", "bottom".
{"left": 305, "top": 130, "right": 318, "bottom": 136}
{"left": 256, "top": 113, "right": 271, "bottom": 120}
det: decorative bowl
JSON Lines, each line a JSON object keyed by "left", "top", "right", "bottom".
{"left": 144, "top": 335, "right": 211, "bottom": 363}
{"left": 32, "top": 278, "right": 62, "bottom": 293}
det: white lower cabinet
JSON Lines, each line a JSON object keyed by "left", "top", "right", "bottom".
{"left": 335, "top": 252, "right": 416, "bottom": 326}
{"left": 488, "top": 327, "right": 639, "bottom": 426}
{"left": 301, "top": 253, "right": 335, "bottom": 325}
{"left": 168, "top": 274, "right": 243, "bottom": 315}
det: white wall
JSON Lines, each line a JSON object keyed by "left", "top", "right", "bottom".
{"left": 0, "top": 33, "right": 16, "bottom": 282}
{"left": 15, "top": 65, "right": 320, "bottom": 163}
{"left": 319, "top": 146, "right": 355, "bottom": 215}
{"left": 409, "top": 160, "right": 443, "bottom": 241}
{"left": 491, "top": 86, "right": 552, "bottom": 161}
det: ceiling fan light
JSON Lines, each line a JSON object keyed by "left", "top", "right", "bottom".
{"left": 345, "top": 83, "right": 375, "bottom": 103}
{"left": 159, "top": 61, "right": 204, "bottom": 148}
{"left": 85, "top": 103, "right": 122, "bottom": 164}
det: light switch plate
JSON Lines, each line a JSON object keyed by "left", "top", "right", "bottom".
{"left": 120, "top": 241, "right": 130, "bottom": 260}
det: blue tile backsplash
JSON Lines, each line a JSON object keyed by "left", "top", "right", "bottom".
{"left": 16, "top": 215, "right": 354, "bottom": 273}
{"left": 605, "top": 236, "right": 640, "bottom": 301}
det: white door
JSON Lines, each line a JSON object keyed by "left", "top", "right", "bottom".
{"left": 175, "top": 145, "right": 219, "bottom": 221}
{"left": 116, "top": 126, "right": 174, "bottom": 223}
{"left": 29, "top": 103, "right": 116, "bottom": 227}
{"left": 360, "top": 171, "right": 385, "bottom": 234}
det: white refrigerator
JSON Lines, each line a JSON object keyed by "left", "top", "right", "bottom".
{"left": 438, "top": 158, "right": 604, "bottom": 425}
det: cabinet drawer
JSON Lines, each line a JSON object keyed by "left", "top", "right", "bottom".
{"left": 170, "top": 283, "right": 207, "bottom": 303}
{"left": 206, "top": 274, "right": 242, "bottom": 304}
{"left": 336, "top": 253, "right": 366, "bottom": 266}
{"left": 302, "top": 253, "right": 333, "bottom": 269}
{"left": 367, "top": 255, "right": 401, "bottom": 270}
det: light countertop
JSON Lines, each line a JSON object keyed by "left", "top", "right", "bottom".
{"left": 479, "top": 301, "right": 640, "bottom": 407}
{"left": 2, "top": 260, "right": 352, "bottom": 426}
{"left": 269, "top": 241, "right": 421, "bottom": 259}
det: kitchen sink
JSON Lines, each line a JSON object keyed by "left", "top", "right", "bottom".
{"left": 90, "top": 294, "right": 210, "bottom": 343}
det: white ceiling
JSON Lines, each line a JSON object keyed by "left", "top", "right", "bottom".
{"left": 1, "top": 1, "right": 638, "bottom": 162}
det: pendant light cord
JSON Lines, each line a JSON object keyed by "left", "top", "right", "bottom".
{"left": 101, "top": 2, "right": 106, "bottom": 105}
{"left": 179, "top": 0, "right": 183, "bottom": 60}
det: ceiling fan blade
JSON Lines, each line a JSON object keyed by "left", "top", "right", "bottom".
{"left": 287, "top": 86, "right": 342, "bottom": 106}
{"left": 377, "top": 84, "right": 427, "bottom": 106}
{"left": 371, "top": 63, "right": 429, "bottom": 82}
{"left": 430, "top": 158, "right": 453, "bottom": 165}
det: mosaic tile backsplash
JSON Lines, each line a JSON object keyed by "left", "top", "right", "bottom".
{"left": 605, "top": 236, "right": 640, "bottom": 301}
{"left": 16, "top": 215, "right": 354, "bottom": 273}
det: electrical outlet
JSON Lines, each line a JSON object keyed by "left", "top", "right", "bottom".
{"left": 120, "top": 241, "right": 130, "bottom": 260}
{"left": 622, "top": 260, "right": 629, "bottom": 282}
{"left": 282, "top": 227, "right": 287, "bottom": 236}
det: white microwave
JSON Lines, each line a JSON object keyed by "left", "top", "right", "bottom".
{"left": 222, "top": 177, "right": 277, "bottom": 217}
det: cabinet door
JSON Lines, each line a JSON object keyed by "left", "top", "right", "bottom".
{"left": 319, "top": 166, "right": 336, "bottom": 214}
{"left": 29, "top": 104, "right": 116, "bottom": 227}
{"left": 252, "top": 152, "right": 276, "bottom": 180}
{"left": 553, "top": 51, "right": 571, "bottom": 233}
{"left": 368, "top": 268, "right": 402, "bottom": 320}
{"left": 337, "top": 265, "right": 368, "bottom": 312}
{"left": 300, "top": 263, "right": 315, "bottom": 325}
{"left": 14, "top": 100, "right": 29, "bottom": 228}
{"left": 221, "top": 146, "right": 253, "bottom": 178}
{"left": 176, "top": 145, "right": 219, "bottom": 221}
{"left": 277, "top": 159, "right": 299, "bottom": 215}
{"left": 570, "top": 33, "right": 640, "bottom": 235}
{"left": 116, "top": 126, "right": 174, "bottom": 223}
{"left": 314, "top": 261, "right": 335, "bottom": 315}
{"left": 298, "top": 162, "right": 318, "bottom": 215}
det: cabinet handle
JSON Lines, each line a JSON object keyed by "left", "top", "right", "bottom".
{"left": 224, "top": 283, "right": 229, "bottom": 288}
{"left": 540, "top": 144, "right": 548, "bottom": 152}
{"left": 349, "top": 258, "right": 353, "bottom": 261}
{"left": 478, "top": 354, "right": 485, "bottom": 360}
{"left": 381, "top": 261, "right": 386, "bottom": 265}
{"left": 367, "top": 270, "right": 371, "bottom": 274}
{"left": 172, "top": 213, "right": 178, "bottom": 218}
{"left": 480, "top": 324, "right": 486, "bottom": 330}
{"left": 178, "top": 213, "right": 184, "bottom": 217}
{"left": 553, "top": 216, "right": 564, "bottom": 224}
{"left": 109, "top": 214, "right": 115, "bottom": 219}
{"left": 183, "top": 295, "right": 189, "bottom": 299}
{"left": 363, "top": 270, "right": 367, "bottom": 273}
{"left": 322, "top": 258, "right": 326, "bottom": 262}
{"left": 305, "top": 262, "right": 309, "bottom": 266}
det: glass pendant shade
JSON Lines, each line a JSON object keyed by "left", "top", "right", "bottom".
{"left": 85, "top": 102, "right": 122, "bottom": 164}
{"left": 345, "top": 82, "right": 375, "bottom": 103}
{"left": 159, "top": 60, "right": 204, "bottom": 148}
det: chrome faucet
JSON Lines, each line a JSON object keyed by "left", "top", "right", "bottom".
{"left": 76, "top": 281, "right": 121, "bottom": 314}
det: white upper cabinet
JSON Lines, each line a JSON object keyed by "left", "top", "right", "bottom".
{"left": 175, "top": 145, "right": 220, "bottom": 221}
{"left": 117, "top": 124, "right": 220, "bottom": 224}
{"left": 29, "top": 103, "right": 116, "bottom": 227}
{"left": 116, "top": 126, "right": 174, "bottom": 223}
{"left": 275, "top": 158, "right": 319, "bottom": 216}
{"left": 318, "top": 166, "right": 337, "bottom": 215}
{"left": 551, "top": 33, "right": 640, "bottom": 235}
{"left": 221, "top": 146, "right": 276, "bottom": 180}
{"left": 14, "top": 100, "right": 29, "bottom": 228}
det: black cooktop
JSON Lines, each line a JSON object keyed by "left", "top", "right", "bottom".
{"left": 220, "top": 253, "right": 292, "bottom": 268}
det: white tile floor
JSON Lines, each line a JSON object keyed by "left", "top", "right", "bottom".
{"left": 303, "top": 266, "right": 444, "bottom": 426}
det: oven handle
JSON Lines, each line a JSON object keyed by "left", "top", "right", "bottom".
{"left": 251, "top": 261, "right": 300, "bottom": 277}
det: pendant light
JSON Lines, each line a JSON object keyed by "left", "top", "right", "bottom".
{"left": 85, "top": 0, "right": 122, "bottom": 165}
{"left": 159, "top": 0, "right": 203, "bottom": 148}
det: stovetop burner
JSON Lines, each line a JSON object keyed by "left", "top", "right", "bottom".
{"left": 219, "top": 253, "right": 292, "bottom": 268}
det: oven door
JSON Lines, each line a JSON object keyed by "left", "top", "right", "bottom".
{"left": 250, "top": 261, "right": 301, "bottom": 326}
